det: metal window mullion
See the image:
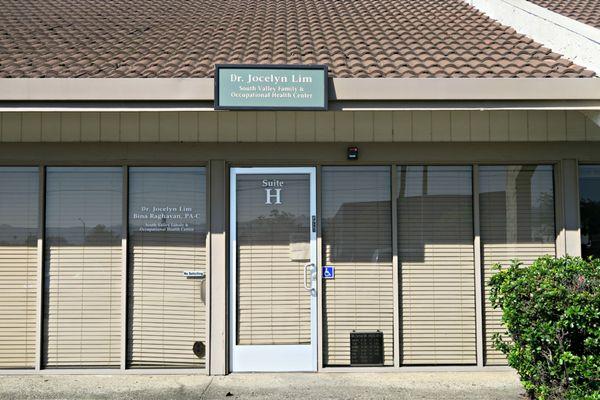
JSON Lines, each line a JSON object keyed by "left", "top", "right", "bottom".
{"left": 473, "top": 164, "right": 484, "bottom": 367}
{"left": 205, "top": 163, "right": 211, "bottom": 375}
{"left": 391, "top": 165, "right": 400, "bottom": 368}
{"left": 120, "top": 166, "right": 128, "bottom": 370}
{"left": 553, "top": 162, "right": 566, "bottom": 256}
{"left": 316, "top": 165, "right": 324, "bottom": 371}
{"left": 35, "top": 165, "right": 46, "bottom": 371}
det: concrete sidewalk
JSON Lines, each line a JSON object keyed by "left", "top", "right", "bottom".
{"left": 0, "top": 371, "right": 524, "bottom": 400}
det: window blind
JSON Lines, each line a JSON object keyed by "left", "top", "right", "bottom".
{"left": 579, "top": 166, "right": 600, "bottom": 259}
{"left": 322, "top": 167, "right": 394, "bottom": 366}
{"left": 236, "top": 174, "right": 311, "bottom": 345}
{"left": 44, "top": 168, "right": 122, "bottom": 368}
{"left": 0, "top": 168, "right": 38, "bottom": 368}
{"left": 127, "top": 168, "right": 207, "bottom": 368}
{"left": 397, "top": 166, "right": 476, "bottom": 365}
{"left": 479, "top": 165, "right": 556, "bottom": 365}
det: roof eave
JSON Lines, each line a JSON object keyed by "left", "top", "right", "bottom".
{"left": 0, "top": 78, "right": 599, "bottom": 102}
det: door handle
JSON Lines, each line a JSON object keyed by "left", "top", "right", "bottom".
{"left": 303, "top": 263, "right": 314, "bottom": 291}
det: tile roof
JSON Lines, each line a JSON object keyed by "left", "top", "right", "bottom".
{"left": 527, "top": 0, "right": 600, "bottom": 29}
{"left": 0, "top": 0, "right": 595, "bottom": 78}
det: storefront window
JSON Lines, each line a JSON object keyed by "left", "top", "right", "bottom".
{"left": 44, "top": 167, "right": 122, "bottom": 368}
{"left": 579, "top": 165, "right": 600, "bottom": 259}
{"left": 322, "top": 167, "right": 393, "bottom": 366}
{"left": 479, "top": 165, "right": 555, "bottom": 365}
{"left": 127, "top": 167, "right": 207, "bottom": 368}
{"left": 397, "top": 166, "right": 475, "bottom": 365}
{"left": 0, "top": 168, "right": 38, "bottom": 368}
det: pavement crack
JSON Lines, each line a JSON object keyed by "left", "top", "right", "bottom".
{"left": 199, "top": 377, "right": 214, "bottom": 399}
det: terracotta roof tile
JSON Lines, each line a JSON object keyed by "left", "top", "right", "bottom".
{"left": 527, "top": 0, "right": 600, "bottom": 29}
{"left": 0, "top": 0, "right": 594, "bottom": 78}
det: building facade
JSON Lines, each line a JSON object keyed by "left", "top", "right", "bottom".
{"left": 1, "top": 0, "right": 600, "bottom": 375}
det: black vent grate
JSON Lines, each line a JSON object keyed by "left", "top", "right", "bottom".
{"left": 350, "top": 331, "right": 384, "bottom": 366}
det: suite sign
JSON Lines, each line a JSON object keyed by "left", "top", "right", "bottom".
{"left": 215, "top": 64, "right": 328, "bottom": 110}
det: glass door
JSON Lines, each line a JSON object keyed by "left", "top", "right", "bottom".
{"left": 229, "top": 167, "right": 317, "bottom": 371}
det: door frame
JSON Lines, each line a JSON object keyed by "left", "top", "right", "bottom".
{"left": 229, "top": 167, "right": 318, "bottom": 372}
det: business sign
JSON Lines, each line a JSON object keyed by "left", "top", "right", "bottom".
{"left": 131, "top": 204, "right": 203, "bottom": 233}
{"left": 262, "top": 178, "right": 284, "bottom": 205}
{"left": 215, "top": 64, "right": 328, "bottom": 110}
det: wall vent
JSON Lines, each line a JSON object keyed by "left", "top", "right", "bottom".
{"left": 350, "top": 331, "right": 384, "bottom": 366}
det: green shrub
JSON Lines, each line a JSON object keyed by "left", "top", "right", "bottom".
{"left": 489, "top": 256, "right": 600, "bottom": 400}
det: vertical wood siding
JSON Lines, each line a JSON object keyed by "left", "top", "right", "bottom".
{"left": 1, "top": 111, "right": 599, "bottom": 142}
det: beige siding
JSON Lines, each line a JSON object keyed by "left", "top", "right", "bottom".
{"left": 451, "top": 111, "right": 470, "bottom": 141}
{"left": 80, "top": 112, "right": 100, "bottom": 142}
{"left": 2, "top": 111, "right": 598, "bottom": 143}
{"left": 470, "top": 110, "right": 490, "bottom": 141}
{"left": 237, "top": 112, "right": 257, "bottom": 142}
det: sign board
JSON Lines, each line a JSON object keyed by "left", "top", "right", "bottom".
{"left": 183, "top": 271, "right": 206, "bottom": 279}
{"left": 215, "top": 64, "right": 328, "bottom": 110}
{"left": 322, "top": 266, "right": 335, "bottom": 280}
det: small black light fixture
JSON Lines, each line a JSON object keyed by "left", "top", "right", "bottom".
{"left": 347, "top": 145, "right": 359, "bottom": 160}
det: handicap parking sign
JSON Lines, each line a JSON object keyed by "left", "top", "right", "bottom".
{"left": 322, "top": 266, "right": 335, "bottom": 279}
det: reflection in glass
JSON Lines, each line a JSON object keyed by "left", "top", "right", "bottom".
{"left": 321, "top": 167, "right": 393, "bottom": 366}
{"left": 479, "top": 165, "right": 555, "bottom": 366}
{"left": 397, "top": 166, "right": 475, "bottom": 365}
{"left": 236, "top": 174, "right": 311, "bottom": 345}
{"left": 0, "top": 168, "right": 38, "bottom": 368}
{"left": 128, "top": 167, "right": 207, "bottom": 368}
{"left": 480, "top": 166, "right": 555, "bottom": 245}
{"left": 44, "top": 167, "right": 122, "bottom": 368}
{"left": 579, "top": 166, "right": 600, "bottom": 259}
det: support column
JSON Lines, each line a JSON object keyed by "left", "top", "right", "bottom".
{"left": 208, "top": 160, "right": 228, "bottom": 375}
{"left": 559, "top": 159, "right": 581, "bottom": 257}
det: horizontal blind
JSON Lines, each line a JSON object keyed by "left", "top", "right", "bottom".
{"left": 579, "top": 166, "right": 600, "bottom": 259}
{"left": 128, "top": 168, "right": 207, "bottom": 368}
{"left": 479, "top": 165, "right": 556, "bottom": 366}
{"left": 322, "top": 167, "right": 394, "bottom": 366}
{"left": 397, "top": 166, "right": 476, "bottom": 365}
{"left": 0, "top": 168, "right": 38, "bottom": 368}
{"left": 236, "top": 174, "right": 311, "bottom": 345}
{"left": 44, "top": 168, "right": 122, "bottom": 368}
